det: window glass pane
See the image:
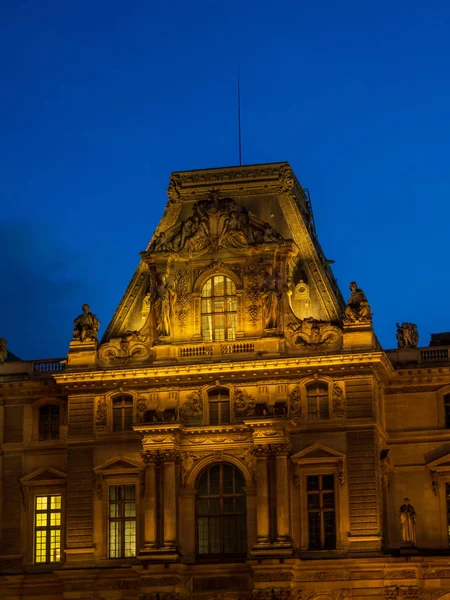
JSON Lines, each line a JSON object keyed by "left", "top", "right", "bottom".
{"left": 124, "top": 407, "right": 134, "bottom": 430}
{"left": 307, "top": 494, "right": 320, "bottom": 510}
{"left": 322, "top": 475, "right": 334, "bottom": 490}
{"left": 209, "top": 517, "right": 221, "bottom": 554}
{"left": 323, "top": 492, "right": 335, "bottom": 509}
{"left": 223, "top": 464, "right": 234, "bottom": 494}
{"left": 113, "top": 409, "right": 122, "bottom": 432}
{"left": 234, "top": 470, "right": 245, "bottom": 494}
{"left": 51, "top": 496, "right": 61, "bottom": 510}
{"left": 197, "top": 498, "right": 208, "bottom": 515}
{"left": 197, "top": 517, "right": 209, "bottom": 554}
{"left": 209, "top": 465, "right": 220, "bottom": 495}
{"left": 307, "top": 476, "right": 319, "bottom": 491}
{"left": 201, "top": 276, "right": 237, "bottom": 342}
{"left": 308, "top": 512, "right": 321, "bottom": 550}
{"left": 210, "top": 498, "right": 221, "bottom": 514}
{"left": 197, "top": 472, "right": 208, "bottom": 495}
{"left": 223, "top": 497, "right": 234, "bottom": 513}
{"left": 319, "top": 397, "right": 329, "bottom": 419}
{"left": 220, "top": 400, "right": 230, "bottom": 424}
{"left": 209, "top": 402, "right": 219, "bottom": 425}
{"left": 214, "top": 276, "right": 225, "bottom": 296}
{"left": 124, "top": 485, "right": 135, "bottom": 499}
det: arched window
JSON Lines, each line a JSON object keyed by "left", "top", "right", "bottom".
{"left": 112, "top": 395, "right": 134, "bottom": 432}
{"left": 196, "top": 463, "right": 247, "bottom": 561}
{"left": 306, "top": 382, "right": 329, "bottom": 420}
{"left": 39, "top": 404, "right": 60, "bottom": 441}
{"left": 201, "top": 275, "right": 236, "bottom": 342}
{"left": 208, "top": 388, "right": 230, "bottom": 425}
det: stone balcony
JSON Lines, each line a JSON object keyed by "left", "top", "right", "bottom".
{"left": 385, "top": 345, "right": 450, "bottom": 368}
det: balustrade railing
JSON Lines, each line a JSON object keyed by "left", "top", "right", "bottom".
{"left": 32, "top": 359, "right": 65, "bottom": 374}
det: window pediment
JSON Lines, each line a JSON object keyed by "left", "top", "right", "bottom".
{"left": 427, "top": 452, "right": 450, "bottom": 473}
{"left": 20, "top": 467, "right": 67, "bottom": 486}
{"left": 291, "top": 443, "right": 345, "bottom": 466}
{"left": 94, "top": 455, "right": 144, "bottom": 476}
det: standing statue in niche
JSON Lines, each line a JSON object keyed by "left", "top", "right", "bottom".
{"left": 344, "top": 281, "right": 372, "bottom": 323}
{"left": 399, "top": 497, "right": 417, "bottom": 546}
{"left": 152, "top": 274, "right": 177, "bottom": 338}
{"left": 72, "top": 304, "right": 100, "bottom": 342}
{"left": 261, "top": 266, "right": 281, "bottom": 330}
{"left": 396, "top": 322, "right": 419, "bottom": 348}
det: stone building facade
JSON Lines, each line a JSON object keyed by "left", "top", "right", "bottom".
{"left": 1, "top": 162, "right": 450, "bottom": 600}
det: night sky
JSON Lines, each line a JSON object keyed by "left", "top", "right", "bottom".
{"left": 1, "top": 1, "right": 450, "bottom": 360}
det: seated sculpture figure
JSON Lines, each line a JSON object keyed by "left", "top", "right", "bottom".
{"left": 73, "top": 304, "right": 100, "bottom": 342}
{"left": 344, "top": 281, "right": 372, "bottom": 323}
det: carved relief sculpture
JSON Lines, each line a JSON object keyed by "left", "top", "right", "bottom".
{"left": 152, "top": 274, "right": 176, "bottom": 339}
{"left": 98, "top": 330, "right": 150, "bottom": 365}
{"left": 95, "top": 397, "right": 107, "bottom": 430}
{"left": 261, "top": 266, "right": 281, "bottom": 331}
{"left": 72, "top": 304, "right": 100, "bottom": 342}
{"left": 180, "top": 452, "right": 199, "bottom": 486}
{"left": 147, "top": 191, "right": 283, "bottom": 257}
{"left": 0, "top": 338, "right": 7, "bottom": 363}
{"left": 344, "top": 281, "right": 372, "bottom": 323}
{"left": 179, "top": 390, "right": 203, "bottom": 422}
{"left": 287, "top": 318, "right": 342, "bottom": 350}
{"left": 396, "top": 322, "right": 419, "bottom": 348}
{"left": 174, "top": 270, "right": 190, "bottom": 329}
{"left": 399, "top": 497, "right": 417, "bottom": 546}
{"left": 136, "top": 397, "right": 148, "bottom": 424}
{"left": 234, "top": 388, "right": 256, "bottom": 417}
{"left": 288, "top": 384, "right": 302, "bottom": 420}
{"left": 332, "top": 384, "right": 345, "bottom": 418}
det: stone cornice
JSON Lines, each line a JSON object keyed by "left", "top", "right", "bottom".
{"left": 54, "top": 351, "right": 392, "bottom": 388}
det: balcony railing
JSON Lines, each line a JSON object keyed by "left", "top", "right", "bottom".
{"left": 420, "top": 348, "right": 449, "bottom": 362}
{"left": 32, "top": 359, "right": 66, "bottom": 374}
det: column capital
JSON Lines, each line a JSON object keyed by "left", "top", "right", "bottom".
{"left": 271, "top": 442, "right": 292, "bottom": 456}
{"left": 159, "top": 448, "right": 181, "bottom": 464}
{"left": 252, "top": 444, "right": 273, "bottom": 458}
{"left": 141, "top": 449, "right": 160, "bottom": 464}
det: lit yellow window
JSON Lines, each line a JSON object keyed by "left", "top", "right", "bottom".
{"left": 201, "top": 276, "right": 237, "bottom": 342}
{"left": 108, "top": 485, "right": 136, "bottom": 558}
{"left": 35, "top": 495, "right": 62, "bottom": 564}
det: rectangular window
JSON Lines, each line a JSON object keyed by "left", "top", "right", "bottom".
{"left": 39, "top": 405, "right": 60, "bottom": 440}
{"left": 446, "top": 482, "right": 450, "bottom": 545}
{"left": 112, "top": 396, "right": 134, "bottom": 432}
{"left": 109, "top": 485, "right": 136, "bottom": 558}
{"left": 307, "top": 474, "right": 336, "bottom": 550}
{"left": 35, "top": 495, "right": 62, "bottom": 564}
{"left": 445, "top": 395, "right": 450, "bottom": 428}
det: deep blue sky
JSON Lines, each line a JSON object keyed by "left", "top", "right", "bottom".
{"left": 1, "top": 0, "right": 449, "bottom": 359}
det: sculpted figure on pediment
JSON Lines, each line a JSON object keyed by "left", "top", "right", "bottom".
{"left": 73, "top": 304, "right": 99, "bottom": 342}
{"left": 344, "top": 281, "right": 372, "bottom": 323}
{"left": 262, "top": 266, "right": 281, "bottom": 330}
{"left": 396, "top": 322, "right": 419, "bottom": 348}
{"left": 148, "top": 191, "right": 283, "bottom": 257}
{"left": 152, "top": 274, "right": 177, "bottom": 339}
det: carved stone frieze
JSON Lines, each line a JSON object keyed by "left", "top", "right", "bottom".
{"left": 185, "top": 433, "right": 252, "bottom": 444}
{"left": 287, "top": 317, "right": 342, "bottom": 351}
{"left": 245, "top": 262, "right": 262, "bottom": 326}
{"left": 253, "top": 571, "right": 292, "bottom": 582}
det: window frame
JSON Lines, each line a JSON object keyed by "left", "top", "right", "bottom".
{"left": 207, "top": 387, "right": 231, "bottom": 425}
{"left": 306, "top": 381, "right": 330, "bottom": 421}
{"left": 93, "top": 457, "right": 144, "bottom": 562}
{"left": 201, "top": 275, "right": 237, "bottom": 342}
{"left": 195, "top": 462, "right": 247, "bottom": 562}
{"left": 107, "top": 483, "right": 138, "bottom": 559}
{"left": 291, "top": 444, "right": 347, "bottom": 554}
{"left": 20, "top": 469, "right": 67, "bottom": 567}
{"left": 31, "top": 398, "right": 66, "bottom": 443}
{"left": 111, "top": 394, "right": 135, "bottom": 433}
{"left": 34, "top": 494, "right": 63, "bottom": 564}
{"left": 306, "top": 474, "right": 336, "bottom": 550}
{"left": 38, "top": 404, "right": 61, "bottom": 441}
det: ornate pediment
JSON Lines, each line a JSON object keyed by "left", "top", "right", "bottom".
{"left": 94, "top": 455, "right": 144, "bottom": 475}
{"left": 291, "top": 443, "right": 345, "bottom": 465}
{"left": 20, "top": 467, "right": 67, "bottom": 486}
{"left": 286, "top": 317, "right": 342, "bottom": 352}
{"left": 98, "top": 330, "right": 151, "bottom": 366}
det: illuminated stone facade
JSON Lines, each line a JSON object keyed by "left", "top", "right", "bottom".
{"left": 2, "top": 163, "right": 450, "bottom": 599}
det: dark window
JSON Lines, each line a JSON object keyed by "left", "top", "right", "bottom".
{"left": 306, "top": 382, "right": 329, "bottom": 420}
{"left": 108, "top": 485, "right": 136, "bottom": 558}
{"left": 201, "top": 276, "right": 237, "bottom": 342}
{"left": 112, "top": 395, "right": 133, "bottom": 432}
{"left": 35, "top": 495, "right": 62, "bottom": 563}
{"left": 39, "top": 404, "right": 60, "bottom": 440}
{"left": 208, "top": 388, "right": 230, "bottom": 425}
{"left": 196, "top": 463, "right": 247, "bottom": 561}
{"left": 307, "top": 474, "right": 336, "bottom": 550}
{"left": 447, "top": 483, "right": 450, "bottom": 546}
{"left": 445, "top": 395, "right": 450, "bottom": 428}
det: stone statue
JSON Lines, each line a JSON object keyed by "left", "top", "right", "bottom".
{"left": 72, "top": 304, "right": 100, "bottom": 342}
{"left": 399, "top": 498, "right": 416, "bottom": 546}
{"left": 261, "top": 266, "right": 280, "bottom": 330}
{"left": 152, "top": 274, "right": 176, "bottom": 338}
{"left": 344, "top": 282, "right": 372, "bottom": 323}
{"left": 0, "top": 338, "right": 7, "bottom": 364}
{"left": 396, "top": 322, "right": 419, "bottom": 348}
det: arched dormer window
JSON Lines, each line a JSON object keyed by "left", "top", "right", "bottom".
{"left": 306, "top": 382, "right": 329, "bottom": 420}
{"left": 201, "top": 275, "right": 236, "bottom": 342}
{"left": 196, "top": 463, "right": 247, "bottom": 561}
{"left": 208, "top": 388, "right": 230, "bottom": 425}
{"left": 39, "top": 404, "right": 60, "bottom": 441}
{"left": 112, "top": 395, "right": 134, "bottom": 432}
